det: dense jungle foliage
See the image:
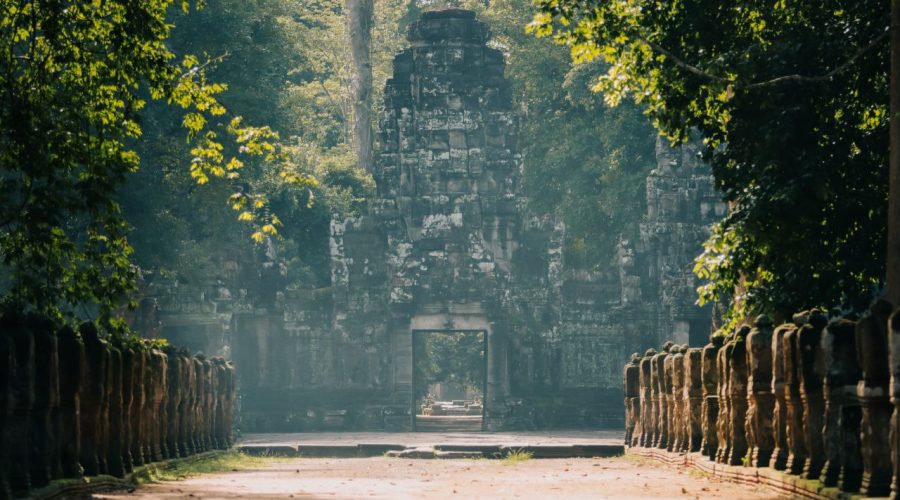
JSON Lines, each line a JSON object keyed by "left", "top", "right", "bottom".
{"left": 531, "top": 0, "right": 890, "bottom": 325}
{"left": 0, "top": 0, "right": 658, "bottom": 326}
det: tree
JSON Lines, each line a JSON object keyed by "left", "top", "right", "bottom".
{"left": 530, "top": 0, "right": 889, "bottom": 322}
{"left": 0, "top": 1, "right": 314, "bottom": 326}
{"left": 346, "top": 0, "right": 375, "bottom": 171}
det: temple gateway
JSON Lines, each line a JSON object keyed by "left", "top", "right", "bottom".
{"left": 153, "top": 9, "right": 724, "bottom": 432}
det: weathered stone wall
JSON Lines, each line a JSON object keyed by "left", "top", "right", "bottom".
{"left": 626, "top": 304, "right": 900, "bottom": 499}
{"left": 0, "top": 313, "right": 235, "bottom": 498}
{"left": 144, "top": 9, "right": 721, "bottom": 432}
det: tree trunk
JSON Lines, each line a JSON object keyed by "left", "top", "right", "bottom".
{"left": 346, "top": 0, "right": 374, "bottom": 171}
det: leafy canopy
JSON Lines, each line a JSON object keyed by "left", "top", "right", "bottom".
{"left": 0, "top": 0, "right": 315, "bottom": 326}
{"left": 530, "top": 0, "right": 889, "bottom": 322}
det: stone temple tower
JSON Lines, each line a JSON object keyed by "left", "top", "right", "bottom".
{"left": 330, "top": 9, "right": 547, "bottom": 430}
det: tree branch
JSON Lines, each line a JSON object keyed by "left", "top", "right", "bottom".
{"left": 639, "top": 28, "right": 889, "bottom": 90}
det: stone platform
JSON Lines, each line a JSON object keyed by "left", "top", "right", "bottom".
{"left": 238, "top": 431, "right": 624, "bottom": 459}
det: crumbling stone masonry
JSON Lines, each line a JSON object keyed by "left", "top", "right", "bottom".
{"left": 625, "top": 300, "right": 900, "bottom": 499}
{"left": 143, "top": 9, "right": 722, "bottom": 432}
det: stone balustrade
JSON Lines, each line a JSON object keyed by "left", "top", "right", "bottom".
{"left": 624, "top": 302, "right": 900, "bottom": 498}
{"left": 0, "top": 312, "right": 236, "bottom": 498}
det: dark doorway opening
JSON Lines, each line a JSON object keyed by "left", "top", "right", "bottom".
{"left": 412, "top": 329, "right": 487, "bottom": 432}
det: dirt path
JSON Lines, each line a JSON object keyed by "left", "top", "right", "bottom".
{"left": 95, "top": 456, "right": 782, "bottom": 499}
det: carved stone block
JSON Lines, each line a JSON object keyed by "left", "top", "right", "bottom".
{"left": 770, "top": 323, "right": 791, "bottom": 471}
{"left": 798, "top": 311, "right": 826, "bottom": 479}
{"left": 685, "top": 347, "right": 703, "bottom": 452}
{"left": 819, "top": 318, "right": 862, "bottom": 491}
{"left": 701, "top": 336, "right": 723, "bottom": 459}
{"left": 727, "top": 328, "right": 749, "bottom": 466}
{"left": 746, "top": 316, "right": 775, "bottom": 468}
{"left": 639, "top": 349, "right": 656, "bottom": 447}
{"left": 783, "top": 322, "right": 807, "bottom": 475}
{"left": 624, "top": 354, "right": 640, "bottom": 446}
{"left": 856, "top": 299, "right": 893, "bottom": 496}
{"left": 79, "top": 322, "right": 106, "bottom": 477}
{"left": 28, "top": 315, "right": 59, "bottom": 487}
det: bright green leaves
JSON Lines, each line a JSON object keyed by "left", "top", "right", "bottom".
{"left": 529, "top": 0, "right": 890, "bottom": 319}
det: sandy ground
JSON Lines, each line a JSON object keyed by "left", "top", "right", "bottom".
{"left": 95, "top": 456, "right": 782, "bottom": 499}
{"left": 237, "top": 430, "right": 623, "bottom": 447}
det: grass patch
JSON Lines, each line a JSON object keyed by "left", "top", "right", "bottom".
{"left": 502, "top": 449, "right": 534, "bottom": 465}
{"left": 136, "top": 451, "right": 273, "bottom": 484}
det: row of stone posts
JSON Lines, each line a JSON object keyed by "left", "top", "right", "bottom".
{"left": 623, "top": 300, "right": 900, "bottom": 498}
{"left": 0, "top": 312, "right": 237, "bottom": 499}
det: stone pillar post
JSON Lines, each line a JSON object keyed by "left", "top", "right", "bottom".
{"left": 4, "top": 313, "right": 34, "bottom": 496}
{"left": 856, "top": 299, "right": 893, "bottom": 496}
{"left": 770, "top": 323, "right": 792, "bottom": 470}
{"left": 701, "top": 336, "right": 722, "bottom": 460}
{"left": 653, "top": 344, "right": 671, "bottom": 448}
{"left": 727, "top": 328, "right": 749, "bottom": 466}
{"left": 685, "top": 347, "right": 703, "bottom": 452}
{"left": 79, "top": 322, "right": 106, "bottom": 477}
{"left": 746, "top": 316, "right": 775, "bottom": 467}
{"left": 715, "top": 336, "right": 732, "bottom": 463}
{"left": 890, "top": 310, "right": 900, "bottom": 498}
{"left": 671, "top": 347, "right": 686, "bottom": 452}
{"left": 181, "top": 354, "right": 196, "bottom": 456}
{"left": 820, "top": 318, "right": 862, "bottom": 492}
{"left": 639, "top": 349, "right": 656, "bottom": 447}
{"left": 624, "top": 354, "right": 640, "bottom": 446}
{"left": 783, "top": 321, "right": 807, "bottom": 475}
{"left": 664, "top": 350, "right": 676, "bottom": 451}
{"left": 224, "top": 360, "right": 236, "bottom": 447}
{"left": 0, "top": 317, "right": 16, "bottom": 498}
{"left": 798, "top": 311, "right": 827, "bottom": 479}
{"left": 140, "top": 347, "right": 153, "bottom": 461}
{"left": 149, "top": 348, "right": 167, "bottom": 461}
{"left": 213, "top": 358, "right": 228, "bottom": 450}
{"left": 164, "top": 346, "right": 182, "bottom": 458}
{"left": 120, "top": 343, "right": 134, "bottom": 473}
{"left": 28, "top": 315, "right": 59, "bottom": 488}
{"left": 129, "top": 348, "right": 146, "bottom": 466}
{"left": 192, "top": 356, "right": 204, "bottom": 453}
{"left": 106, "top": 344, "right": 125, "bottom": 477}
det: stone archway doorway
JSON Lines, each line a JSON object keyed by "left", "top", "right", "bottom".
{"left": 412, "top": 329, "right": 487, "bottom": 432}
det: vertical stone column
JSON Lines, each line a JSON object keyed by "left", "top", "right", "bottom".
{"left": 715, "top": 336, "right": 732, "bottom": 463}
{"left": 727, "top": 328, "right": 749, "bottom": 466}
{"left": 639, "top": 349, "right": 656, "bottom": 447}
{"left": 856, "top": 299, "right": 893, "bottom": 496}
{"left": 746, "top": 316, "right": 775, "bottom": 467}
{"left": 224, "top": 360, "right": 236, "bottom": 447}
{"left": 79, "top": 322, "right": 106, "bottom": 477}
{"left": 214, "top": 358, "right": 228, "bottom": 449}
{"left": 798, "top": 311, "right": 826, "bottom": 479}
{"left": 890, "top": 310, "right": 900, "bottom": 498}
{"left": 149, "top": 348, "right": 168, "bottom": 461}
{"left": 671, "top": 347, "right": 686, "bottom": 452}
{"left": 192, "top": 356, "right": 204, "bottom": 453}
{"left": 664, "top": 350, "right": 677, "bottom": 451}
{"left": 701, "top": 336, "right": 722, "bottom": 460}
{"left": 140, "top": 348, "right": 153, "bottom": 460}
{"left": 4, "top": 313, "right": 34, "bottom": 496}
{"left": 181, "top": 355, "right": 196, "bottom": 456}
{"left": 106, "top": 344, "right": 125, "bottom": 477}
{"left": 685, "top": 347, "right": 703, "bottom": 452}
{"left": 820, "top": 318, "right": 862, "bottom": 492}
{"left": 0, "top": 317, "right": 17, "bottom": 498}
{"left": 653, "top": 344, "right": 671, "bottom": 448}
{"left": 624, "top": 354, "right": 640, "bottom": 446}
{"left": 120, "top": 343, "right": 134, "bottom": 473}
{"left": 783, "top": 321, "right": 807, "bottom": 475}
{"left": 164, "top": 346, "right": 182, "bottom": 458}
{"left": 770, "top": 323, "right": 792, "bottom": 470}
{"left": 129, "top": 348, "right": 146, "bottom": 466}
{"left": 28, "top": 315, "right": 59, "bottom": 488}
